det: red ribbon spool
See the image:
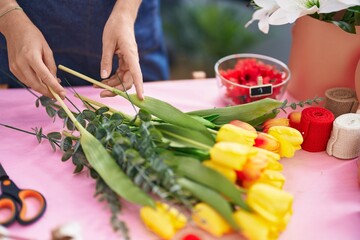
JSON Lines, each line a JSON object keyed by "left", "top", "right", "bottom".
{"left": 299, "top": 107, "right": 335, "bottom": 152}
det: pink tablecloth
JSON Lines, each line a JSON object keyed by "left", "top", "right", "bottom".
{"left": 0, "top": 79, "right": 359, "bottom": 240}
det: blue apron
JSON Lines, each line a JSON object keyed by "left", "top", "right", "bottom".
{"left": 0, "top": 0, "right": 169, "bottom": 87}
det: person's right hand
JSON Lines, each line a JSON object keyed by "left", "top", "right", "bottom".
{"left": 0, "top": 5, "right": 65, "bottom": 99}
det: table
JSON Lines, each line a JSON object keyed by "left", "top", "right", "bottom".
{"left": 0, "top": 79, "right": 359, "bottom": 240}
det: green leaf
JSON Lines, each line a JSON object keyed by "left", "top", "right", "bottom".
{"left": 45, "top": 106, "right": 57, "bottom": 118}
{"left": 57, "top": 108, "right": 68, "bottom": 119}
{"left": 329, "top": 20, "right": 356, "bottom": 34}
{"left": 66, "top": 117, "right": 75, "bottom": 131}
{"left": 35, "top": 98, "right": 40, "bottom": 108}
{"left": 187, "top": 98, "right": 283, "bottom": 125}
{"left": 177, "top": 178, "right": 239, "bottom": 230}
{"left": 155, "top": 124, "right": 213, "bottom": 150}
{"left": 190, "top": 115, "right": 217, "bottom": 128}
{"left": 61, "top": 150, "right": 73, "bottom": 161}
{"left": 96, "top": 106, "right": 110, "bottom": 115}
{"left": 47, "top": 132, "right": 62, "bottom": 140}
{"left": 39, "top": 96, "right": 53, "bottom": 107}
{"left": 138, "top": 109, "right": 152, "bottom": 122}
{"left": 172, "top": 157, "right": 250, "bottom": 211}
{"left": 61, "top": 137, "right": 73, "bottom": 152}
{"left": 82, "top": 109, "right": 96, "bottom": 121}
{"left": 80, "top": 130, "right": 155, "bottom": 207}
{"left": 121, "top": 94, "right": 215, "bottom": 143}
{"left": 73, "top": 164, "right": 84, "bottom": 173}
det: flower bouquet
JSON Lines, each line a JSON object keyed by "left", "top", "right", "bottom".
{"left": 5, "top": 65, "right": 321, "bottom": 239}
{"left": 246, "top": 0, "right": 360, "bottom": 34}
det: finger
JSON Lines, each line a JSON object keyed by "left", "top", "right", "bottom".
{"left": 100, "top": 72, "right": 133, "bottom": 98}
{"left": 125, "top": 53, "right": 144, "bottom": 100}
{"left": 21, "top": 65, "right": 54, "bottom": 98}
{"left": 100, "top": 90, "right": 116, "bottom": 98}
{"left": 43, "top": 48, "right": 57, "bottom": 78}
{"left": 31, "top": 56, "right": 66, "bottom": 99}
{"left": 101, "top": 40, "right": 115, "bottom": 79}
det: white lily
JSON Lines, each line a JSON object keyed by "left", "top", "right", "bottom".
{"left": 269, "top": 0, "right": 320, "bottom": 25}
{"left": 318, "top": 0, "right": 359, "bottom": 13}
{"left": 245, "top": 0, "right": 280, "bottom": 34}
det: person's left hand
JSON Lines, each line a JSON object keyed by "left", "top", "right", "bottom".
{"left": 100, "top": 1, "right": 144, "bottom": 100}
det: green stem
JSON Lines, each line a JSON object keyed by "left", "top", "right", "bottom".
{"left": 58, "top": 65, "right": 125, "bottom": 97}
{"left": 49, "top": 88, "right": 85, "bottom": 133}
{"left": 75, "top": 94, "right": 136, "bottom": 123}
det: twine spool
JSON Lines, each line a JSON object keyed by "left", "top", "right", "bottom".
{"left": 326, "top": 113, "right": 360, "bottom": 159}
{"left": 324, "top": 88, "right": 359, "bottom": 118}
{"left": 300, "top": 107, "right": 335, "bottom": 152}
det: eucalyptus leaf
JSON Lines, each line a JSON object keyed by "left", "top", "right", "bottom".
{"left": 47, "top": 132, "right": 62, "bottom": 140}
{"left": 45, "top": 106, "right": 57, "bottom": 118}
{"left": 96, "top": 106, "right": 110, "bottom": 115}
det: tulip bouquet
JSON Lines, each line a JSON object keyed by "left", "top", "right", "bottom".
{"left": 246, "top": 0, "right": 360, "bottom": 34}
{"left": 24, "top": 65, "right": 315, "bottom": 240}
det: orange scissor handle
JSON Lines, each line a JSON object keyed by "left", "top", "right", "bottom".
{"left": 17, "top": 189, "right": 46, "bottom": 225}
{"left": 0, "top": 197, "right": 17, "bottom": 226}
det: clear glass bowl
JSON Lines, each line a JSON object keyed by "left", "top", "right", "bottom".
{"left": 215, "top": 53, "right": 291, "bottom": 105}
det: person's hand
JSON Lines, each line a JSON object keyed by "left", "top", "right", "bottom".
{"left": 0, "top": 4, "right": 65, "bottom": 99}
{"left": 100, "top": 0, "right": 144, "bottom": 100}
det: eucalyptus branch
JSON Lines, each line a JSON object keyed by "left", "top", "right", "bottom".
{"left": 278, "top": 97, "right": 323, "bottom": 113}
{"left": 0, "top": 123, "right": 61, "bottom": 150}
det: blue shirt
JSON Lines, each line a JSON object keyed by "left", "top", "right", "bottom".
{"left": 0, "top": 0, "right": 169, "bottom": 87}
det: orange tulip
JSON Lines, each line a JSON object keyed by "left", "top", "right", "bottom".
{"left": 254, "top": 132, "right": 280, "bottom": 153}
{"left": 236, "top": 153, "right": 268, "bottom": 183}
{"left": 262, "top": 118, "right": 289, "bottom": 133}
{"left": 229, "top": 120, "right": 257, "bottom": 133}
{"left": 243, "top": 170, "right": 286, "bottom": 189}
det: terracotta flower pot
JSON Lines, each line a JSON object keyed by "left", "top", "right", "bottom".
{"left": 287, "top": 16, "right": 360, "bottom": 101}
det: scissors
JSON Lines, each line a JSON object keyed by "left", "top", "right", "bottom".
{"left": 0, "top": 163, "right": 46, "bottom": 226}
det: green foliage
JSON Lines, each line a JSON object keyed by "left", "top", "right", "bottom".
{"left": 161, "top": 0, "right": 259, "bottom": 77}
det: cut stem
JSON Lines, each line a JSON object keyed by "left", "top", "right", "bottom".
{"left": 58, "top": 65, "right": 124, "bottom": 96}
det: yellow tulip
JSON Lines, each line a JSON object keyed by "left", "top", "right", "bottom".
{"left": 233, "top": 209, "right": 278, "bottom": 240}
{"left": 247, "top": 183, "right": 293, "bottom": 226}
{"left": 216, "top": 124, "right": 258, "bottom": 146}
{"left": 192, "top": 203, "right": 232, "bottom": 237}
{"left": 156, "top": 202, "right": 187, "bottom": 230}
{"left": 229, "top": 120, "right": 257, "bottom": 133}
{"left": 253, "top": 147, "right": 281, "bottom": 162}
{"left": 244, "top": 170, "right": 286, "bottom": 189}
{"left": 267, "top": 126, "right": 303, "bottom": 158}
{"left": 210, "top": 142, "right": 258, "bottom": 170}
{"left": 140, "top": 202, "right": 187, "bottom": 239}
{"left": 266, "top": 158, "right": 283, "bottom": 171}
{"left": 203, "top": 160, "right": 237, "bottom": 183}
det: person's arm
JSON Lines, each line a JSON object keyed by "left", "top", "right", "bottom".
{"left": 100, "top": 0, "right": 144, "bottom": 100}
{"left": 0, "top": 0, "right": 65, "bottom": 98}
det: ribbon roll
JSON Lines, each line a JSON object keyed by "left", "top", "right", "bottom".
{"left": 326, "top": 113, "right": 360, "bottom": 160}
{"left": 299, "top": 107, "right": 335, "bottom": 152}
{"left": 324, "top": 88, "right": 359, "bottom": 118}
